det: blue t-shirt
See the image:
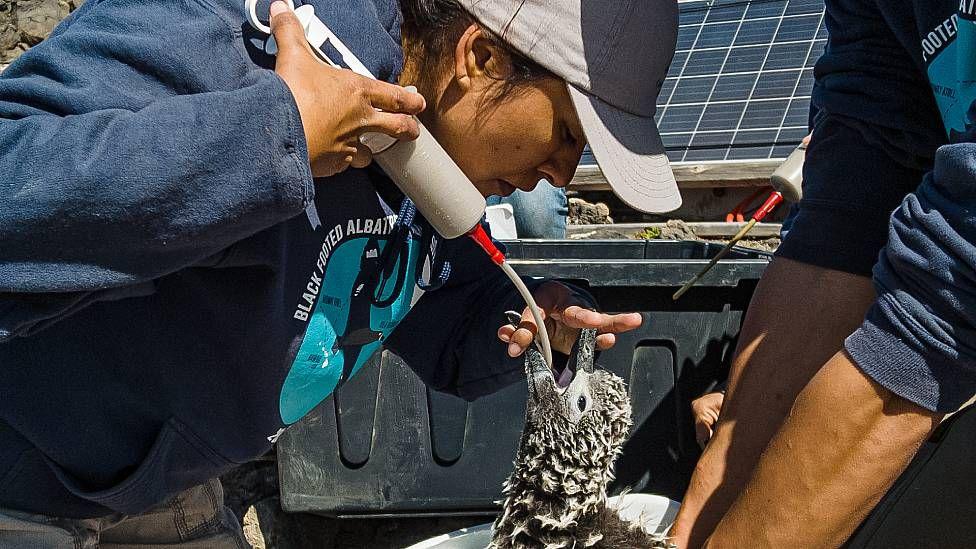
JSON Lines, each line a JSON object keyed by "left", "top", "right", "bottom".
{"left": 0, "top": 0, "right": 537, "bottom": 517}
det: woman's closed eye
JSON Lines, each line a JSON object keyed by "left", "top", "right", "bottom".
{"left": 562, "top": 122, "right": 577, "bottom": 148}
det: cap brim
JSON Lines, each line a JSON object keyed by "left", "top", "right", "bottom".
{"left": 568, "top": 85, "right": 681, "bottom": 213}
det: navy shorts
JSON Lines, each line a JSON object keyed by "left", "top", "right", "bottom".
{"left": 775, "top": 115, "right": 931, "bottom": 277}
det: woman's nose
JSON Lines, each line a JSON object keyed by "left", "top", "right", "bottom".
{"left": 539, "top": 144, "right": 585, "bottom": 187}
{"left": 537, "top": 166, "right": 572, "bottom": 188}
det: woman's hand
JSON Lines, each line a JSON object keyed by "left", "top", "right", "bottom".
{"left": 692, "top": 391, "right": 725, "bottom": 448}
{"left": 269, "top": 1, "right": 426, "bottom": 177}
{"left": 496, "top": 281, "right": 642, "bottom": 357}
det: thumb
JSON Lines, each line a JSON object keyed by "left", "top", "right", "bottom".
{"left": 269, "top": 1, "right": 311, "bottom": 62}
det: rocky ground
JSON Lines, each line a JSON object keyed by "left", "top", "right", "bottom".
{"left": 0, "top": 0, "right": 81, "bottom": 62}
{"left": 568, "top": 198, "right": 781, "bottom": 252}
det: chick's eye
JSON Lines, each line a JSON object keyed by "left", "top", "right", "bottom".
{"left": 577, "top": 395, "right": 588, "bottom": 413}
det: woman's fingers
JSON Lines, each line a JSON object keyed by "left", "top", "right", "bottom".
{"left": 507, "top": 308, "right": 543, "bottom": 357}
{"left": 364, "top": 111, "right": 420, "bottom": 140}
{"left": 705, "top": 409, "right": 720, "bottom": 425}
{"left": 596, "top": 333, "right": 615, "bottom": 350}
{"left": 558, "top": 305, "right": 643, "bottom": 334}
{"left": 269, "top": 1, "right": 315, "bottom": 64}
{"left": 495, "top": 283, "right": 643, "bottom": 358}
{"left": 365, "top": 79, "right": 426, "bottom": 114}
{"left": 500, "top": 321, "right": 624, "bottom": 355}
{"left": 268, "top": 0, "right": 424, "bottom": 178}
{"left": 349, "top": 143, "right": 373, "bottom": 169}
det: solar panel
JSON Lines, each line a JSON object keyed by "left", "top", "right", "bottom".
{"left": 580, "top": 0, "right": 826, "bottom": 166}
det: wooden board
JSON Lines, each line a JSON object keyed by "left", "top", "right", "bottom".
{"left": 570, "top": 161, "right": 782, "bottom": 190}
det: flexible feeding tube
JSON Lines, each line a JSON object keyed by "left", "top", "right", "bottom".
{"left": 469, "top": 225, "right": 553, "bottom": 369}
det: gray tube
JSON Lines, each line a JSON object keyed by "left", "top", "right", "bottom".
{"left": 770, "top": 143, "right": 806, "bottom": 203}
{"left": 368, "top": 121, "right": 487, "bottom": 239}
{"left": 500, "top": 262, "right": 553, "bottom": 369}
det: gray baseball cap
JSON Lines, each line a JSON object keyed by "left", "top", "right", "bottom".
{"left": 459, "top": 0, "right": 681, "bottom": 213}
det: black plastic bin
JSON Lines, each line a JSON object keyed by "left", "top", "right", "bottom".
{"left": 277, "top": 240, "right": 772, "bottom": 516}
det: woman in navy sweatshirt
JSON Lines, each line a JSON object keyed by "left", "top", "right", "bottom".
{"left": 0, "top": 0, "right": 680, "bottom": 545}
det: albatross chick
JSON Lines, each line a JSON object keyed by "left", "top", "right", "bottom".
{"left": 490, "top": 329, "right": 675, "bottom": 549}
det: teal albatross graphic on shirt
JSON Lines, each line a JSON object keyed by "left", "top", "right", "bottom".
{"left": 280, "top": 224, "right": 419, "bottom": 425}
{"left": 923, "top": 1, "right": 976, "bottom": 134}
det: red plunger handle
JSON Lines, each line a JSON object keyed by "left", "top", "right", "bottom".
{"left": 752, "top": 191, "right": 784, "bottom": 222}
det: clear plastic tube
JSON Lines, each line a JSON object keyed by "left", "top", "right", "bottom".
{"left": 499, "top": 262, "right": 553, "bottom": 369}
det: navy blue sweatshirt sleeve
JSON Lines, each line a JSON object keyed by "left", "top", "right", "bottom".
{"left": 846, "top": 138, "right": 976, "bottom": 412}
{"left": 0, "top": 0, "right": 313, "bottom": 339}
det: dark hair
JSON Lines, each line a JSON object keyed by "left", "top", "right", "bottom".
{"left": 399, "top": 0, "right": 552, "bottom": 101}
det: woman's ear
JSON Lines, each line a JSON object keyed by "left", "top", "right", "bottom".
{"left": 454, "top": 23, "right": 507, "bottom": 91}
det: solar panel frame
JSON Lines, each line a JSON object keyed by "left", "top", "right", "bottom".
{"left": 650, "top": 0, "right": 825, "bottom": 164}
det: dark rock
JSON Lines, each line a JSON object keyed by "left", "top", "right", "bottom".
{"left": 17, "top": 0, "right": 63, "bottom": 42}
{"left": 658, "top": 219, "right": 699, "bottom": 241}
{"left": 0, "top": 5, "right": 20, "bottom": 53}
{"left": 568, "top": 197, "right": 614, "bottom": 225}
{"left": 1, "top": 0, "right": 81, "bottom": 62}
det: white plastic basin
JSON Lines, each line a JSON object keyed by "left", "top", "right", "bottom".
{"left": 404, "top": 494, "right": 680, "bottom": 549}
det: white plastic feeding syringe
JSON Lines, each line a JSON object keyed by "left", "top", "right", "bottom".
{"left": 244, "top": 0, "right": 554, "bottom": 368}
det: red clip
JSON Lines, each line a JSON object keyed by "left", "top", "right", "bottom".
{"left": 468, "top": 225, "right": 506, "bottom": 265}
